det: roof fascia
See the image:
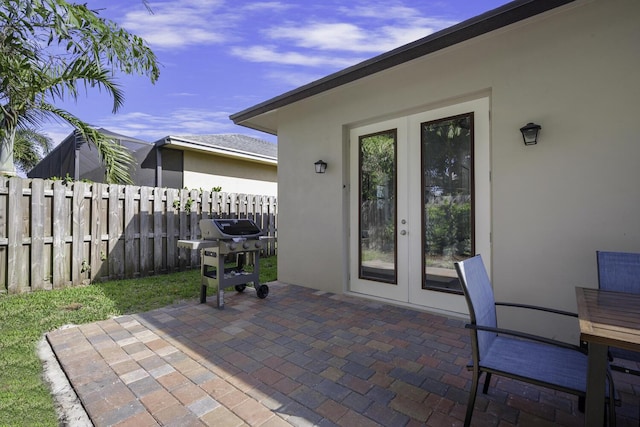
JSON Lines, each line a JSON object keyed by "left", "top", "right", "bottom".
{"left": 229, "top": 0, "right": 575, "bottom": 125}
{"left": 158, "top": 136, "right": 278, "bottom": 165}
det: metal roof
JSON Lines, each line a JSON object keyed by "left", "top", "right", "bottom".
{"left": 230, "top": 0, "right": 575, "bottom": 131}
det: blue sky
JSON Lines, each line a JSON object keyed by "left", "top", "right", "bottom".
{"left": 44, "top": 0, "right": 510, "bottom": 145}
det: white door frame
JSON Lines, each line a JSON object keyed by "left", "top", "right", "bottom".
{"left": 349, "top": 97, "right": 490, "bottom": 316}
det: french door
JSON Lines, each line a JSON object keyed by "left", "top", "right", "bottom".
{"left": 349, "top": 98, "right": 490, "bottom": 315}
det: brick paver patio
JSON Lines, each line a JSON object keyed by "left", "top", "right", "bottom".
{"left": 46, "top": 282, "right": 640, "bottom": 426}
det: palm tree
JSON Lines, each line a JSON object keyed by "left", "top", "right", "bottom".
{"left": 0, "top": 0, "right": 159, "bottom": 184}
{"left": 1, "top": 57, "right": 136, "bottom": 183}
{"left": 13, "top": 128, "right": 52, "bottom": 174}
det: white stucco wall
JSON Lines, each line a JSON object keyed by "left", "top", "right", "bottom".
{"left": 182, "top": 151, "right": 277, "bottom": 197}
{"left": 273, "top": 0, "right": 640, "bottom": 341}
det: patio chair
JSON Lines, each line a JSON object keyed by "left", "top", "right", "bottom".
{"left": 455, "top": 255, "right": 616, "bottom": 427}
{"left": 597, "top": 250, "right": 640, "bottom": 376}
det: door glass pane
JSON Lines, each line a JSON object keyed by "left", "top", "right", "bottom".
{"left": 359, "top": 130, "right": 397, "bottom": 284}
{"left": 422, "top": 114, "right": 473, "bottom": 293}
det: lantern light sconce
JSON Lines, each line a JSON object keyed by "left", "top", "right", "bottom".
{"left": 520, "top": 122, "right": 541, "bottom": 145}
{"left": 314, "top": 160, "right": 328, "bottom": 174}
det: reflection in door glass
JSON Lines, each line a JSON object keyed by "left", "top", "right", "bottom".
{"left": 359, "top": 130, "right": 397, "bottom": 284}
{"left": 422, "top": 114, "right": 473, "bottom": 293}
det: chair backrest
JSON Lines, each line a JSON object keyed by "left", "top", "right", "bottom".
{"left": 455, "top": 255, "right": 497, "bottom": 362}
{"left": 597, "top": 251, "right": 640, "bottom": 294}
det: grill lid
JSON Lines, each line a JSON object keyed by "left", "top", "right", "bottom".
{"left": 200, "top": 219, "right": 263, "bottom": 239}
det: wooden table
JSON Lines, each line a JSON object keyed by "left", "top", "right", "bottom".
{"left": 576, "top": 287, "right": 640, "bottom": 426}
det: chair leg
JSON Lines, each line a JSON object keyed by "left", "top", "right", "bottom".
{"left": 465, "top": 368, "right": 481, "bottom": 427}
{"left": 606, "top": 370, "right": 616, "bottom": 427}
{"left": 482, "top": 372, "right": 492, "bottom": 394}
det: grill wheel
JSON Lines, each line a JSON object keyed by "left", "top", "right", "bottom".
{"left": 257, "top": 285, "right": 269, "bottom": 299}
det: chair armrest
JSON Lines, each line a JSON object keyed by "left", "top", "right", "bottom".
{"left": 495, "top": 302, "right": 577, "bottom": 318}
{"left": 465, "top": 323, "right": 586, "bottom": 353}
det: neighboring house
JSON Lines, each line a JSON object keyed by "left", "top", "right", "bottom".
{"left": 29, "top": 131, "right": 278, "bottom": 196}
{"left": 231, "top": 0, "right": 640, "bottom": 342}
{"left": 153, "top": 134, "right": 277, "bottom": 196}
{"left": 27, "top": 128, "right": 155, "bottom": 184}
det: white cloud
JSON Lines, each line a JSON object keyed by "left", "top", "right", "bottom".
{"left": 263, "top": 70, "right": 327, "bottom": 87}
{"left": 237, "top": 2, "right": 458, "bottom": 68}
{"left": 113, "top": 110, "right": 231, "bottom": 140}
{"left": 120, "top": 0, "right": 236, "bottom": 49}
{"left": 338, "top": 4, "right": 420, "bottom": 20}
{"left": 231, "top": 45, "right": 365, "bottom": 68}
{"left": 41, "top": 108, "right": 270, "bottom": 143}
{"left": 263, "top": 17, "right": 453, "bottom": 54}
{"left": 105, "top": 0, "right": 458, "bottom": 69}
{"left": 41, "top": 122, "right": 74, "bottom": 146}
{"left": 266, "top": 23, "right": 372, "bottom": 52}
{"left": 240, "top": 2, "right": 293, "bottom": 13}
{"left": 169, "top": 92, "right": 198, "bottom": 97}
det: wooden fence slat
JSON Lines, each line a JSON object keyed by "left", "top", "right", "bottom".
{"left": 7, "top": 178, "right": 23, "bottom": 292}
{"left": 153, "top": 187, "right": 163, "bottom": 274}
{"left": 52, "top": 181, "right": 67, "bottom": 288}
{"left": 108, "top": 184, "right": 124, "bottom": 280}
{"left": 90, "top": 183, "right": 104, "bottom": 282}
{"left": 212, "top": 192, "right": 221, "bottom": 218}
{"left": 166, "top": 188, "right": 177, "bottom": 272}
{"left": 124, "top": 185, "right": 136, "bottom": 277}
{"left": 189, "top": 189, "right": 199, "bottom": 265}
{"left": 139, "top": 186, "right": 150, "bottom": 277}
{"left": 201, "top": 190, "right": 211, "bottom": 220}
{"left": 269, "top": 196, "right": 277, "bottom": 256}
{"left": 71, "top": 182, "right": 85, "bottom": 285}
{"left": 224, "top": 193, "right": 233, "bottom": 218}
{"left": 30, "top": 179, "right": 45, "bottom": 290}
{"left": 177, "top": 189, "right": 188, "bottom": 270}
{"left": 0, "top": 178, "right": 7, "bottom": 292}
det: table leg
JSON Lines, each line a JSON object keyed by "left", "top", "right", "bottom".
{"left": 585, "top": 342, "right": 608, "bottom": 426}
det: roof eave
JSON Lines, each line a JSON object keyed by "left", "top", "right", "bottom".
{"left": 229, "top": 0, "right": 575, "bottom": 126}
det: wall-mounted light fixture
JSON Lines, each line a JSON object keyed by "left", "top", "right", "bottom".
{"left": 314, "top": 160, "right": 327, "bottom": 174}
{"left": 520, "top": 122, "right": 541, "bottom": 145}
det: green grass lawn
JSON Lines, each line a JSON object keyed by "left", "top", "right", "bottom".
{"left": 0, "top": 256, "right": 277, "bottom": 427}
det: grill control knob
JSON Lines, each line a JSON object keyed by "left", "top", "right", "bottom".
{"left": 243, "top": 242, "right": 250, "bottom": 249}
{"left": 254, "top": 241, "right": 262, "bottom": 249}
{"left": 228, "top": 243, "right": 237, "bottom": 251}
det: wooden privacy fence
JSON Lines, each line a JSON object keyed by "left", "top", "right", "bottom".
{"left": 0, "top": 177, "right": 277, "bottom": 294}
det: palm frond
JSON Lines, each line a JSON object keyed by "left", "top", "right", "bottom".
{"left": 44, "top": 59, "right": 125, "bottom": 114}
{"left": 14, "top": 128, "right": 53, "bottom": 172}
{"left": 38, "top": 104, "right": 134, "bottom": 184}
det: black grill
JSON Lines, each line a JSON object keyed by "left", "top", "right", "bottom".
{"left": 200, "top": 218, "right": 263, "bottom": 239}
{"left": 177, "top": 218, "right": 269, "bottom": 309}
